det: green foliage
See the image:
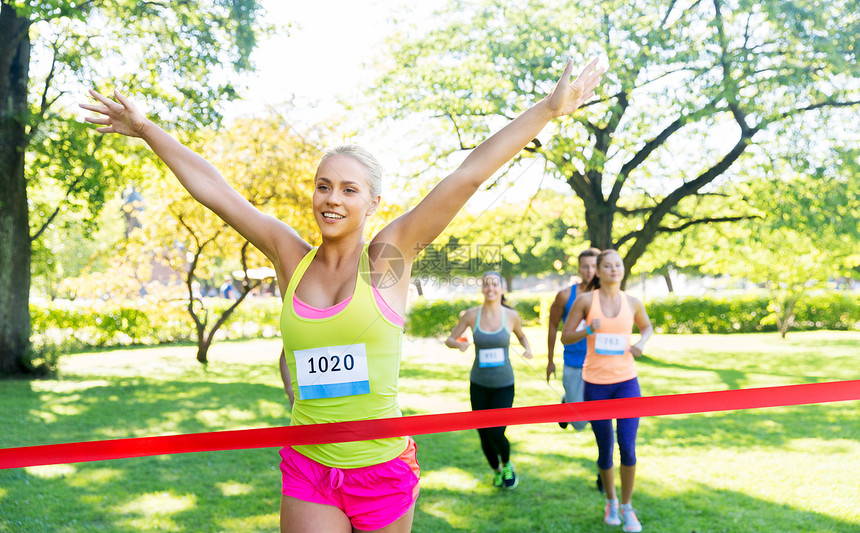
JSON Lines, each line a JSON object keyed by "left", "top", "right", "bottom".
{"left": 31, "top": 291, "right": 857, "bottom": 350}
{"left": 407, "top": 290, "right": 860, "bottom": 338}
{"left": 414, "top": 191, "right": 589, "bottom": 280}
{"left": 22, "top": 0, "right": 272, "bottom": 245}
{"left": 30, "top": 298, "right": 283, "bottom": 354}
{"left": 790, "top": 291, "right": 860, "bottom": 331}
{"left": 375, "top": 0, "right": 860, "bottom": 274}
{"left": 647, "top": 291, "right": 860, "bottom": 334}
{"left": 404, "top": 294, "right": 546, "bottom": 337}
{"left": 405, "top": 297, "right": 480, "bottom": 338}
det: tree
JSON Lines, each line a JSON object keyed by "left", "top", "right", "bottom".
{"left": 126, "top": 114, "right": 324, "bottom": 364}
{"left": 414, "top": 191, "right": 588, "bottom": 289}
{"left": 0, "top": 1, "right": 269, "bottom": 375}
{"left": 693, "top": 148, "right": 859, "bottom": 337}
{"left": 375, "top": 0, "right": 860, "bottom": 284}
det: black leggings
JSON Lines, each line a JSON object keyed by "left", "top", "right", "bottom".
{"left": 469, "top": 382, "right": 515, "bottom": 469}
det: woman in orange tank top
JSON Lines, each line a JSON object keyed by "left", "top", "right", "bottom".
{"left": 561, "top": 249, "right": 653, "bottom": 533}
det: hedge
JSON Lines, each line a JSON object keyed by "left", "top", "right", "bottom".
{"left": 404, "top": 294, "right": 545, "bottom": 338}
{"left": 31, "top": 298, "right": 283, "bottom": 353}
{"left": 646, "top": 291, "right": 860, "bottom": 334}
{"left": 406, "top": 290, "right": 859, "bottom": 337}
{"left": 30, "top": 291, "right": 859, "bottom": 351}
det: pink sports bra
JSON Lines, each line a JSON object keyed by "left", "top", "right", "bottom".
{"left": 292, "top": 284, "right": 404, "bottom": 326}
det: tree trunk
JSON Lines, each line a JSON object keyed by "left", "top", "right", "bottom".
{"left": 663, "top": 271, "right": 674, "bottom": 293}
{"left": 196, "top": 338, "right": 212, "bottom": 365}
{"left": 583, "top": 201, "right": 614, "bottom": 251}
{"left": 776, "top": 298, "right": 797, "bottom": 339}
{"left": 0, "top": 6, "right": 32, "bottom": 376}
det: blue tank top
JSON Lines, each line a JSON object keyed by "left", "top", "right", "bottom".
{"left": 561, "top": 284, "right": 587, "bottom": 367}
{"left": 470, "top": 307, "right": 514, "bottom": 388}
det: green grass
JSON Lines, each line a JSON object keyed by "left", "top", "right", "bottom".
{"left": 1, "top": 332, "right": 858, "bottom": 532}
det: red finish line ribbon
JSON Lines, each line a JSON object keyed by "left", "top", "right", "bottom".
{"left": 2, "top": 380, "right": 858, "bottom": 470}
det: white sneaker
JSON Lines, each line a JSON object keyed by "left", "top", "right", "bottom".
{"left": 621, "top": 505, "right": 642, "bottom": 532}
{"left": 604, "top": 500, "right": 621, "bottom": 526}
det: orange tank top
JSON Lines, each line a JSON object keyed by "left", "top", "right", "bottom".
{"left": 583, "top": 290, "right": 637, "bottom": 385}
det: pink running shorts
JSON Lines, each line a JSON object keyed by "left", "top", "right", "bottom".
{"left": 279, "top": 438, "right": 420, "bottom": 530}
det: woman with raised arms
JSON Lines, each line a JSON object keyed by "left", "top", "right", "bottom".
{"left": 82, "top": 56, "right": 603, "bottom": 533}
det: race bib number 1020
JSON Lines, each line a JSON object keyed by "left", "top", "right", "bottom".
{"left": 294, "top": 344, "right": 370, "bottom": 400}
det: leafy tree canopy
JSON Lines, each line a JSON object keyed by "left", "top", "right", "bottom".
{"left": 374, "top": 0, "right": 860, "bottom": 280}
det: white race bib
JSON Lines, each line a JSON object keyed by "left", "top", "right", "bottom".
{"left": 595, "top": 333, "right": 627, "bottom": 356}
{"left": 575, "top": 319, "right": 586, "bottom": 332}
{"left": 294, "top": 344, "right": 370, "bottom": 400}
{"left": 478, "top": 347, "right": 505, "bottom": 368}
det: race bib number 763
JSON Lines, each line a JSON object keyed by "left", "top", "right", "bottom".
{"left": 594, "top": 333, "right": 628, "bottom": 356}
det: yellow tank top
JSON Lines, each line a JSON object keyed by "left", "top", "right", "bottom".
{"left": 280, "top": 244, "right": 407, "bottom": 467}
{"left": 583, "top": 290, "right": 637, "bottom": 385}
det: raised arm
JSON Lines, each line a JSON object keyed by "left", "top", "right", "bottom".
{"left": 80, "top": 90, "right": 307, "bottom": 269}
{"left": 377, "top": 57, "right": 604, "bottom": 258}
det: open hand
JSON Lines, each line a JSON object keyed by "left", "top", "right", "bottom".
{"left": 80, "top": 89, "right": 148, "bottom": 138}
{"left": 546, "top": 57, "right": 605, "bottom": 118}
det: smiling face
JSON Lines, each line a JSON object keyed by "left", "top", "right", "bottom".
{"left": 312, "top": 154, "right": 380, "bottom": 240}
{"left": 596, "top": 250, "right": 625, "bottom": 286}
{"left": 481, "top": 273, "right": 504, "bottom": 303}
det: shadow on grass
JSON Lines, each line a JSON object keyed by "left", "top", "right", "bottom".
{"left": 410, "top": 428, "right": 859, "bottom": 533}
{"left": 2, "top": 378, "right": 290, "bottom": 446}
{"left": 0, "top": 374, "right": 290, "bottom": 532}
{"left": 2, "top": 336, "right": 858, "bottom": 533}
{"left": 0, "top": 449, "right": 280, "bottom": 533}
{"left": 643, "top": 401, "right": 860, "bottom": 450}
{"left": 637, "top": 353, "right": 845, "bottom": 389}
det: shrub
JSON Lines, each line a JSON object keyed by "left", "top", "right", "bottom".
{"left": 404, "top": 294, "right": 547, "bottom": 338}
{"left": 405, "top": 296, "right": 481, "bottom": 338}
{"left": 646, "top": 290, "right": 859, "bottom": 334}
{"left": 406, "top": 290, "right": 859, "bottom": 337}
{"left": 29, "top": 290, "right": 859, "bottom": 347}
{"left": 30, "top": 298, "right": 283, "bottom": 353}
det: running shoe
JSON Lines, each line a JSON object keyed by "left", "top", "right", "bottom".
{"left": 558, "top": 395, "right": 568, "bottom": 429}
{"left": 492, "top": 471, "right": 503, "bottom": 488}
{"left": 604, "top": 500, "right": 621, "bottom": 526}
{"left": 621, "top": 505, "right": 642, "bottom": 532}
{"left": 502, "top": 461, "right": 518, "bottom": 489}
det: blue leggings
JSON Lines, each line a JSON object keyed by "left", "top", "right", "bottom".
{"left": 584, "top": 377, "right": 641, "bottom": 470}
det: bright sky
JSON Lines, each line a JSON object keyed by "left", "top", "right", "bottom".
{"left": 232, "top": 0, "right": 435, "bottom": 119}
{"left": 230, "top": 0, "right": 568, "bottom": 211}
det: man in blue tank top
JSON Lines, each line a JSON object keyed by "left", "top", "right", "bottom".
{"left": 546, "top": 247, "right": 600, "bottom": 430}
{"left": 547, "top": 248, "right": 601, "bottom": 493}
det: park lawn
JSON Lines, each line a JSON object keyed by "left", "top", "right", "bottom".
{"left": 0, "top": 331, "right": 858, "bottom": 532}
